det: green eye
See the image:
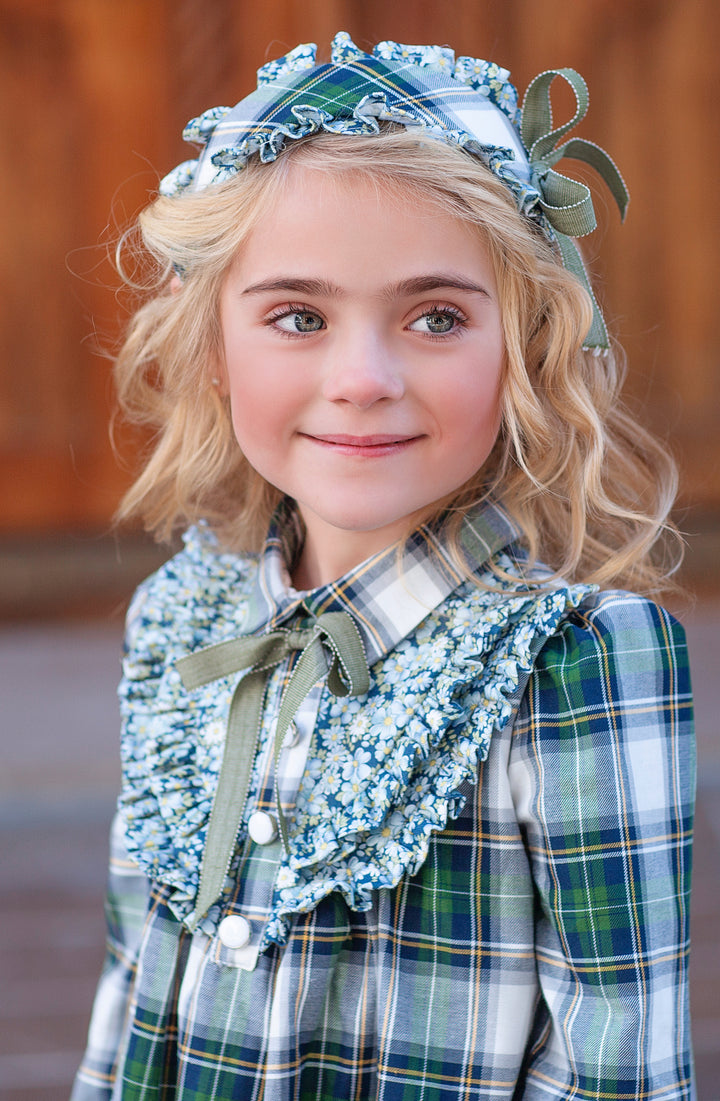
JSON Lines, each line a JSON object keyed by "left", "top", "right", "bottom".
{"left": 408, "top": 308, "right": 464, "bottom": 335}
{"left": 275, "top": 310, "right": 324, "bottom": 333}
{"left": 424, "top": 311, "right": 455, "bottom": 333}
{"left": 293, "top": 311, "right": 323, "bottom": 332}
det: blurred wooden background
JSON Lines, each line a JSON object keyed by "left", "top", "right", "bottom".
{"left": 1, "top": 7, "right": 718, "bottom": 1097}
{"left": 1, "top": 0, "right": 718, "bottom": 605}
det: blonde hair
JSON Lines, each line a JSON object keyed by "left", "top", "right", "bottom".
{"left": 115, "top": 128, "right": 681, "bottom": 594}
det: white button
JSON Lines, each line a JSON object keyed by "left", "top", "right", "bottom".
{"left": 283, "top": 721, "right": 300, "bottom": 748}
{"left": 218, "top": 915, "right": 251, "bottom": 949}
{"left": 248, "top": 811, "right": 279, "bottom": 845}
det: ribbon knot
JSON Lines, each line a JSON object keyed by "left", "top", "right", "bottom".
{"left": 520, "top": 68, "right": 629, "bottom": 349}
{"left": 176, "top": 610, "right": 369, "bottom": 928}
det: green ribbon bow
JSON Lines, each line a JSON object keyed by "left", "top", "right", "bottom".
{"left": 176, "top": 610, "right": 369, "bottom": 929}
{"left": 520, "top": 68, "right": 629, "bottom": 349}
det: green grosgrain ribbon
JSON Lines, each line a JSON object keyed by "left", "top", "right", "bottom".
{"left": 520, "top": 68, "right": 629, "bottom": 349}
{"left": 175, "top": 611, "right": 369, "bottom": 930}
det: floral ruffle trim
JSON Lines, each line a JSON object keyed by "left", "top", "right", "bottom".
{"left": 118, "top": 524, "right": 259, "bottom": 918}
{"left": 118, "top": 532, "right": 592, "bottom": 944}
{"left": 158, "top": 31, "right": 538, "bottom": 221}
{"left": 253, "top": 32, "right": 519, "bottom": 123}
{"left": 258, "top": 571, "right": 592, "bottom": 945}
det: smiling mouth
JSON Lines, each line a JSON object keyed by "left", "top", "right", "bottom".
{"left": 302, "top": 433, "right": 421, "bottom": 456}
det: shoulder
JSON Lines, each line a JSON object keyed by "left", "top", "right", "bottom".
{"left": 123, "top": 524, "right": 258, "bottom": 675}
{"left": 518, "top": 589, "right": 693, "bottom": 748}
{"left": 533, "top": 588, "right": 689, "bottom": 690}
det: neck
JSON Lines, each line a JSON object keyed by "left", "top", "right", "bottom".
{"left": 291, "top": 518, "right": 410, "bottom": 589}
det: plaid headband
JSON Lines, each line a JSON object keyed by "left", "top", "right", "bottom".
{"left": 160, "top": 31, "right": 628, "bottom": 350}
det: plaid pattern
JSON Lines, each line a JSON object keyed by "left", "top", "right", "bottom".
{"left": 179, "top": 36, "right": 529, "bottom": 195}
{"left": 251, "top": 498, "right": 519, "bottom": 665}
{"left": 73, "top": 526, "right": 695, "bottom": 1098}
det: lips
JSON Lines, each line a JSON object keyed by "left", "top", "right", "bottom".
{"left": 310, "top": 434, "right": 417, "bottom": 445}
{"left": 301, "top": 432, "right": 420, "bottom": 456}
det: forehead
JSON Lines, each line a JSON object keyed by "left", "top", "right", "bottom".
{"left": 231, "top": 163, "right": 493, "bottom": 281}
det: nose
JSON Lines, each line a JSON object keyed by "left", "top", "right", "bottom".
{"left": 321, "top": 328, "right": 405, "bottom": 408}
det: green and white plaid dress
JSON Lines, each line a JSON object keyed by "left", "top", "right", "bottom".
{"left": 72, "top": 502, "right": 695, "bottom": 1100}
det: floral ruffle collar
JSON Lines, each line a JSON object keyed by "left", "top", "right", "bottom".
{"left": 118, "top": 505, "right": 593, "bottom": 943}
{"left": 263, "top": 564, "right": 591, "bottom": 944}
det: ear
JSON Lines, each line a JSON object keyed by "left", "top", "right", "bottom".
{"left": 210, "top": 374, "right": 228, "bottom": 394}
{"left": 209, "top": 347, "right": 229, "bottom": 396}
{"left": 170, "top": 275, "right": 183, "bottom": 295}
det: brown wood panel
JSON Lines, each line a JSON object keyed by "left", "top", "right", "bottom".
{"left": 0, "top": 0, "right": 170, "bottom": 530}
{"left": 1, "top": 0, "right": 718, "bottom": 534}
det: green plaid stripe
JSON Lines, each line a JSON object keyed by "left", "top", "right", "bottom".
{"left": 215, "top": 58, "right": 499, "bottom": 138}
{"left": 191, "top": 53, "right": 528, "bottom": 194}
{"left": 73, "top": 587, "right": 694, "bottom": 1099}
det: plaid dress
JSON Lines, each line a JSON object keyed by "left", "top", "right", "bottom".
{"left": 72, "top": 504, "right": 695, "bottom": 1100}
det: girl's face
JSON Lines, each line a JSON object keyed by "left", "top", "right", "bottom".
{"left": 219, "top": 167, "right": 504, "bottom": 587}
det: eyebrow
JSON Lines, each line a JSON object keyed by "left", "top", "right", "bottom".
{"left": 241, "top": 277, "right": 340, "bottom": 298}
{"left": 390, "top": 274, "right": 491, "bottom": 299}
{"left": 239, "top": 273, "right": 492, "bottom": 299}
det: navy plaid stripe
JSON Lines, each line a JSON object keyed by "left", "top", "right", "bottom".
{"left": 213, "top": 58, "right": 508, "bottom": 144}
{"left": 73, "top": 577, "right": 695, "bottom": 1098}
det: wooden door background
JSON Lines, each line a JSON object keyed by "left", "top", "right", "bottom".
{"left": 1, "top": 0, "right": 718, "bottom": 573}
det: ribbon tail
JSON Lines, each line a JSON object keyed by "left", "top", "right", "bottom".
{"left": 270, "top": 615, "right": 369, "bottom": 850}
{"left": 554, "top": 234, "right": 610, "bottom": 350}
{"left": 318, "top": 612, "right": 370, "bottom": 697}
{"left": 272, "top": 638, "right": 329, "bottom": 850}
{"left": 177, "top": 610, "right": 370, "bottom": 913}
{"left": 187, "top": 668, "right": 268, "bottom": 930}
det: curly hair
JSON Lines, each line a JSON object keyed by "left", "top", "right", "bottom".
{"left": 114, "top": 128, "right": 681, "bottom": 594}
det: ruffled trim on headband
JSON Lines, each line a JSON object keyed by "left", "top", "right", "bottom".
{"left": 182, "top": 105, "right": 233, "bottom": 145}
{"left": 373, "top": 37, "right": 519, "bottom": 125}
{"left": 159, "top": 159, "right": 201, "bottom": 196}
{"left": 257, "top": 40, "right": 318, "bottom": 85}
{"left": 158, "top": 31, "right": 523, "bottom": 198}
{"left": 251, "top": 33, "right": 520, "bottom": 124}
{"left": 155, "top": 31, "right": 625, "bottom": 349}
{"left": 209, "top": 97, "right": 514, "bottom": 168}
{"left": 204, "top": 111, "right": 545, "bottom": 233}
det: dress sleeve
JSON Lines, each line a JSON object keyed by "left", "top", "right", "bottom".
{"left": 508, "top": 592, "right": 696, "bottom": 1100}
{"left": 71, "top": 815, "right": 151, "bottom": 1100}
{"left": 71, "top": 587, "right": 158, "bottom": 1099}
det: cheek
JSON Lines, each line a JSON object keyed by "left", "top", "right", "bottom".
{"left": 229, "top": 390, "right": 273, "bottom": 452}
{"left": 448, "top": 364, "right": 504, "bottom": 445}
{"left": 226, "top": 372, "right": 300, "bottom": 469}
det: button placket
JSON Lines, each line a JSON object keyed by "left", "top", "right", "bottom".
{"left": 214, "top": 833, "right": 284, "bottom": 970}
{"left": 208, "top": 660, "right": 326, "bottom": 971}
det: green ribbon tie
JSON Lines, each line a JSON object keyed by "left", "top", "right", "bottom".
{"left": 176, "top": 610, "right": 369, "bottom": 930}
{"left": 520, "top": 68, "right": 629, "bottom": 349}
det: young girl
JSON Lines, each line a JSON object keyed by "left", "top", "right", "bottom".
{"left": 73, "top": 32, "right": 696, "bottom": 1100}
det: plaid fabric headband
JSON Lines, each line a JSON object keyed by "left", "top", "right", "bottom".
{"left": 160, "top": 31, "right": 628, "bottom": 350}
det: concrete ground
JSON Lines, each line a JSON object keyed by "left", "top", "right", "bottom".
{"left": 1, "top": 606, "right": 718, "bottom": 1100}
